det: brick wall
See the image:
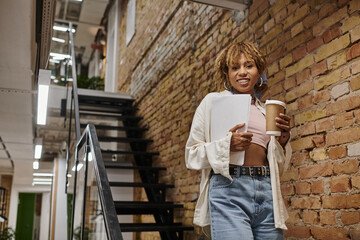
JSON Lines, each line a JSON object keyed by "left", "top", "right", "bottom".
{"left": 117, "top": 0, "right": 360, "bottom": 239}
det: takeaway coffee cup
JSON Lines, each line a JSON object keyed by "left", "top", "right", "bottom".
{"left": 265, "top": 100, "right": 286, "bottom": 136}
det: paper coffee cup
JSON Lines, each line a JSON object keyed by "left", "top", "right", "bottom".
{"left": 265, "top": 100, "right": 286, "bottom": 136}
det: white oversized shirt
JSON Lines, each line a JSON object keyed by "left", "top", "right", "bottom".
{"left": 185, "top": 90, "right": 292, "bottom": 230}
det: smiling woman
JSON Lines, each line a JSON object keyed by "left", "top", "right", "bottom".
{"left": 185, "top": 41, "right": 292, "bottom": 240}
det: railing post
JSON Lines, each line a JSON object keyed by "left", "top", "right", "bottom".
{"left": 81, "top": 135, "right": 90, "bottom": 240}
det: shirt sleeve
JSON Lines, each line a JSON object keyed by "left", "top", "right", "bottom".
{"left": 185, "top": 95, "right": 232, "bottom": 180}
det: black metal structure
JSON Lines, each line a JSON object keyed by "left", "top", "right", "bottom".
{"left": 63, "top": 23, "right": 193, "bottom": 240}
{"left": 0, "top": 187, "right": 8, "bottom": 232}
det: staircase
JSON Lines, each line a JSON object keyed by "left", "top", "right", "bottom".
{"left": 77, "top": 93, "right": 193, "bottom": 240}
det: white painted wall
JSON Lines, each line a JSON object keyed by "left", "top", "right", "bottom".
{"left": 53, "top": 157, "right": 68, "bottom": 240}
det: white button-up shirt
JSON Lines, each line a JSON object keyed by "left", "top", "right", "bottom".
{"left": 185, "top": 90, "right": 292, "bottom": 230}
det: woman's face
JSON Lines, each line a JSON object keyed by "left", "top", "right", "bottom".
{"left": 228, "top": 53, "right": 260, "bottom": 95}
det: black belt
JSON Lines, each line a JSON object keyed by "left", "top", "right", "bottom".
{"left": 213, "top": 166, "right": 270, "bottom": 177}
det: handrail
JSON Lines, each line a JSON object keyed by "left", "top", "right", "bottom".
{"left": 68, "top": 22, "right": 81, "bottom": 142}
{"left": 61, "top": 21, "right": 122, "bottom": 239}
{"left": 71, "top": 124, "right": 123, "bottom": 239}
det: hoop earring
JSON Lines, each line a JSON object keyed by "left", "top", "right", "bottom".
{"left": 224, "top": 81, "right": 230, "bottom": 90}
{"left": 259, "top": 77, "right": 263, "bottom": 87}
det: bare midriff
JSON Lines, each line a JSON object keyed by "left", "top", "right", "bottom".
{"left": 234, "top": 143, "right": 268, "bottom": 166}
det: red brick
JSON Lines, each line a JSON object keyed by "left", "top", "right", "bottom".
{"left": 296, "top": 69, "right": 311, "bottom": 85}
{"left": 334, "top": 111, "right": 353, "bottom": 128}
{"left": 291, "top": 136, "right": 315, "bottom": 152}
{"left": 293, "top": 45, "right": 307, "bottom": 61}
{"left": 320, "top": 211, "right": 337, "bottom": 225}
{"left": 341, "top": 211, "right": 360, "bottom": 225}
{"left": 281, "top": 168, "right": 299, "bottom": 182}
{"left": 274, "top": 7, "right": 287, "bottom": 24}
{"left": 299, "top": 122, "right": 315, "bottom": 136}
{"left": 311, "top": 180, "right": 324, "bottom": 194}
{"left": 283, "top": 76, "right": 296, "bottom": 90}
{"left": 303, "top": 13, "right": 318, "bottom": 29}
{"left": 315, "top": 118, "right": 332, "bottom": 132}
{"left": 284, "top": 225, "right": 311, "bottom": 239}
{"left": 314, "top": 90, "right": 330, "bottom": 104}
{"left": 295, "top": 182, "right": 311, "bottom": 194}
{"left": 355, "top": 109, "right": 360, "bottom": 123}
{"left": 311, "top": 226, "right": 348, "bottom": 240}
{"left": 307, "top": 36, "right": 323, "bottom": 53}
{"left": 347, "top": 41, "right": 360, "bottom": 60}
{"left": 311, "top": 60, "right": 327, "bottom": 77}
{"left": 333, "top": 159, "right": 359, "bottom": 175}
{"left": 299, "top": 162, "right": 333, "bottom": 179}
{"left": 323, "top": 26, "right": 341, "bottom": 43}
{"left": 326, "top": 127, "right": 360, "bottom": 146}
{"left": 281, "top": 183, "right": 294, "bottom": 196}
{"left": 352, "top": 176, "right": 360, "bottom": 189}
{"left": 318, "top": 3, "right": 337, "bottom": 19}
{"left": 292, "top": 152, "right": 309, "bottom": 167}
{"left": 298, "top": 95, "right": 313, "bottom": 111}
{"left": 312, "top": 134, "right": 325, "bottom": 148}
{"left": 330, "top": 177, "right": 350, "bottom": 193}
{"left": 328, "top": 146, "right": 347, "bottom": 160}
{"left": 323, "top": 194, "right": 360, "bottom": 209}
{"left": 287, "top": 211, "right": 301, "bottom": 224}
{"left": 303, "top": 211, "right": 319, "bottom": 224}
{"left": 291, "top": 196, "right": 321, "bottom": 209}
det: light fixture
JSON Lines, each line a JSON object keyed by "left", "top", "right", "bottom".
{"left": 52, "top": 37, "right": 66, "bottom": 43}
{"left": 37, "top": 69, "right": 51, "bottom": 125}
{"left": 32, "top": 182, "right": 52, "bottom": 186}
{"left": 50, "top": 52, "right": 71, "bottom": 60}
{"left": 33, "top": 173, "right": 53, "bottom": 177}
{"left": 49, "top": 59, "right": 60, "bottom": 64}
{"left": 53, "top": 26, "right": 76, "bottom": 33}
{"left": 72, "top": 163, "right": 83, "bottom": 172}
{"left": 34, "top": 138, "right": 43, "bottom": 159}
{"left": 33, "top": 160, "right": 39, "bottom": 170}
{"left": 33, "top": 178, "right": 52, "bottom": 182}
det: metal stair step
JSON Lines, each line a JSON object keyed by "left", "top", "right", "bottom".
{"left": 103, "top": 162, "right": 166, "bottom": 171}
{"left": 79, "top": 111, "right": 142, "bottom": 121}
{"left": 79, "top": 102, "right": 138, "bottom": 111}
{"left": 109, "top": 182, "right": 174, "bottom": 188}
{"left": 78, "top": 95, "right": 135, "bottom": 104}
{"left": 101, "top": 149, "right": 159, "bottom": 156}
{"left": 79, "top": 106, "right": 136, "bottom": 115}
{"left": 80, "top": 124, "right": 147, "bottom": 132}
{"left": 119, "top": 223, "right": 194, "bottom": 232}
{"left": 98, "top": 136, "right": 152, "bottom": 143}
{"left": 114, "top": 201, "right": 183, "bottom": 214}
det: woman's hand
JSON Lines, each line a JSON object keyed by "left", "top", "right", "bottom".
{"left": 229, "top": 123, "right": 253, "bottom": 152}
{"left": 276, "top": 113, "right": 291, "bottom": 147}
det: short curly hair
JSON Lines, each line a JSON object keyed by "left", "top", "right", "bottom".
{"left": 215, "top": 42, "right": 267, "bottom": 91}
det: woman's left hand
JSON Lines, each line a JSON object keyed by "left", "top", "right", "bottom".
{"left": 275, "top": 113, "right": 291, "bottom": 147}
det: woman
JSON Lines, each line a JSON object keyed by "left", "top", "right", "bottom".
{"left": 185, "top": 42, "right": 292, "bottom": 239}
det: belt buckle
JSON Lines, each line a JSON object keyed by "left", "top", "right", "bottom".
{"left": 261, "top": 167, "right": 265, "bottom": 176}
{"left": 249, "top": 167, "right": 254, "bottom": 177}
{"left": 234, "top": 167, "right": 237, "bottom": 175}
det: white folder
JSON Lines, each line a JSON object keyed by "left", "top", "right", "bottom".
{"left": 211, "top": 94, "right": 252, "bottom": 164}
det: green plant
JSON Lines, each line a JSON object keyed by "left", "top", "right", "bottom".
{"left": 0, "top": 227, "right": 15, "bottom": 240}
{"left": 76, "top": 75, "right": 104, "bottom": 90}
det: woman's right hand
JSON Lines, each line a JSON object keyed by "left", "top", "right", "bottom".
{"left": 229, "top": 123, "right": 253, "bottom": 152}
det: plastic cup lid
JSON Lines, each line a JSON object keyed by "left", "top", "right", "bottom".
{"left": 265, "top": 100, "right": 286, "bottom": 108}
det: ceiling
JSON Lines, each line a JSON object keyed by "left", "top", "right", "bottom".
{"left": 0, "top": 0, "right": 109, "bottom": 180}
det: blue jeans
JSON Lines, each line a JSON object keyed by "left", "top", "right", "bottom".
{"left": 209, "top": 174, "right": 284, "bottom": 240}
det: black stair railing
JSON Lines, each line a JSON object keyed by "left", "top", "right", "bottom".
{"left": 59, "top": 22, "right": 123, "bottom": 239}
{"left": 61, "top": 20, "right": 193, "bottom": 240}
{"left": 70, "top": 124, "right": 123, "bottom": 239}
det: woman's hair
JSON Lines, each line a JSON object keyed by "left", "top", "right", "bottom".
{"left": 215, "top": 42, "right": 267, "bottom": 92}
